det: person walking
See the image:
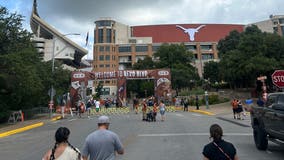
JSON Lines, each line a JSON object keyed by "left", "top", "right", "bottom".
{"left": 42, "top": 127, "right": 82, "bottom": 160}
{"left": 159, "top": 101, "right": 166, "bottom": 121}
{"left": 82, "top": 115, "right": 124, "bottom": 160}
{"left": 142, "top": 99, "right": 147, "bottom": 121}
{"left": 183, "top": 98, "right": 189, "bottom": 112}
{"left": 195, "top": 95, "right": 199, "bottom": 110}
{"left": 202, "top": 124, "right": 239, "bottom": 160}
{"left": 231, "top": 99, "right": 238, "bottom": 119}
{"left": 95, "top": 99, "right": 100, "bottom": 114}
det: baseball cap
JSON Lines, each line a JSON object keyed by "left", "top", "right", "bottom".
{"left": 98, "top": 115, "right": 110, "bottom": 124}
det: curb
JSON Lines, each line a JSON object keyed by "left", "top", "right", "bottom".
{"left": 0, "top": 115, "right": 62, "bottom": 138}
{"left": 189, "top": 109, "right": 215, "bottom": 116}
{"left": 0, "top": 122, "right": 44, "bottom": 138}
{"left": 51, "top": 115, "right": 62, "bottom": 121}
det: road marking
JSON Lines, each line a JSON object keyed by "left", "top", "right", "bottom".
{"left": 69, "top": 119, "right": 77, "bottom": 122}
{"left": 175, "top": 113, "right": 184, "bottom": 117}
{"left": 191, "top": 113, "right": 202, "bottom": 117}
{"left": 138, "top": 133, "right": 253, "bottom": 137}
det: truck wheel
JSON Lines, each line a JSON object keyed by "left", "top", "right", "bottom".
{"left": 253, "top": 126, "right": 268, "bottom": 150}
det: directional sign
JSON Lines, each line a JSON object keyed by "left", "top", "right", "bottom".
{"left": 272, "top": 70, "right": 284, "bottom": 88}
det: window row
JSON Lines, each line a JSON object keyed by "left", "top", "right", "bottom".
{"left": 95, "top": 64, "right": 116, "bottom": 68}
{"left": 95, "top": 29, "right": 114, "bottom": 43}
{"left": 118, "top": 45, "right": 150, "bottom": 53}
{"left": 98, "top": 55, "right": 116, "bottom": 61}
{"left": 96, "top": 46, "right": 115, "bottom": 52}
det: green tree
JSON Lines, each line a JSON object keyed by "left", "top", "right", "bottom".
{"left": 218, "top": 25, "right": 282, "bottom": 89}
{"left": 0, "top": 6, "right": 71, "bottom": 121}
{"left": 217, "top": 30, "right": 241, "bottom": 58}
{"left": 133, "top": 56, "right": 155, "bottom": 69}
{"left": 154, "top": 43, "right": 199, "bottom": 94}
{"left": 95, "top": 81, "right": 104, "bottom": 98}
{"left": 203, "top": 61, "right": 220, "bottom": 84}
{"left": 0, "top": 7, "right": 32, "bottom": 55}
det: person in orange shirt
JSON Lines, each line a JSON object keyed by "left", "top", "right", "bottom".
{"left": 152, "top": 102, "right": 158, "bottom": 122}
{"left": 231, "top": 99, "right": 238, "bottom": 119}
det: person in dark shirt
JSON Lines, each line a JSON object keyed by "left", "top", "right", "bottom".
{"left": 202, "top": 124, "right": 239, "bottom": 160}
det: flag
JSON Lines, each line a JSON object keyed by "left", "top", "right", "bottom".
{"left": 85, "top": 31, "right": 89, "bottom": 47}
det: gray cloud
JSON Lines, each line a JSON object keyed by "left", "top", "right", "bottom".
{"left": 2, "top": 0, "right": 283, "bottom": 59}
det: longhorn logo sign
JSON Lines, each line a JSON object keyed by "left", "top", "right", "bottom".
{"left": 176, "top": 25, "right": 206, "bottom": 41}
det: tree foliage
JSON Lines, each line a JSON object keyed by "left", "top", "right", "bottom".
{"left": 130, "top": 43, "right": 199, "bottom": 96}
{"left": 0, "top": 6, "right": 70, "bottom": 121}
{"left": 203, "top": 61, "right": 220, "bottom": 83}
{"left": 215, "top": 25, "right": 284, "bottom": 89}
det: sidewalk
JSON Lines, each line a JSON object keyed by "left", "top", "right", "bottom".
{"left": 192, "top": 102, "right": 251, "bottom": 127}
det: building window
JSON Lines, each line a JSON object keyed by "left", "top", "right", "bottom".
{"left": 113, "top": 30, "right": 116, "bottom": 43}
{"left": 97, "top": 20, "right": 111, "bottom": 27}
{"left": 135, "top": 45, "right": 148, "bottom": 52}
{"left": 129, "top": 39, "right": 137, "bottom": 43}
{"left": 106, "top": 29, "right": 112, "bottom": 43}
{"left": 99, "top": 46, "right": 104, "bottom": 52}
{"left": 112, "top": 55, "right": 116, "bottom": 60}
{"left": 201, "top": 45, "right": 212, "bottom": 50}
{"left": 279, "top": 18, "right": 284, "bottom": 24}
{"left": 105, "top": 55, "right": 110, "bottom": 61}
{"left": 119, "top": 46, "right": 131, "bottom": 52}
{"left": 185, "top": 45, "right": 197, "bottom": 50}
{"left": 105, "top": 64, "right": 110, "bottom": 68}
{"left": 282, "top": 26, "right": 284, "bottom": 36}
{"left": 99, "top": 55, "right": 104, "bottom": 61}
{"left": 99, "top": 64, "right": 104, "bottom": 68}
{"left": 152, "top": 45, "right": 160, "bottom": 52}
{"left": 194, "top": 54, "right": 198, "bottom": 60}
{"left": 101, "top": 87, "right": 110, "bottom": 95}
{"left": 94, "top": 30, "right": 96, "bottom": 43}
{"left": 202, "top": 54, "right": 214, "bottom": 60}
{"left": 106, "top": 46, "right": 110, "bottom": 52}
{"left": 273, "top": 27, "right": 278, "bottom": 33}
{"left": 98, "top": 29, "right": 103, "bottom": 43}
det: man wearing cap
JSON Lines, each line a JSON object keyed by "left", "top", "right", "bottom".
{"left": 82, "top": 115, "right": 124, "bottom": 160}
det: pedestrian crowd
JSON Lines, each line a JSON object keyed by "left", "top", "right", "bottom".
{"left": 43, "top": 95, "right": 242, "bottom": 160}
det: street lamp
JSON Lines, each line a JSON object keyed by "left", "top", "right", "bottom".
{"left": 49, "top": 33, "right": 80, "bottom": 118}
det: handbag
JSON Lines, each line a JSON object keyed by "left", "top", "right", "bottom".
{"left": 213, "top": 142, "right": 232, "bottom": 160}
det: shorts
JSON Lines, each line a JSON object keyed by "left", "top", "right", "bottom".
{"left": 96, "top": 108, "right": 100, "bottom": 112}
{"left": 160, "top": 110, "right": 165, "bottom": 115}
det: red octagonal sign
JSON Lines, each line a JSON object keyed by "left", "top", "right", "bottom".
{"left": 272, "top": 70, "right": 284, "bottom": 88}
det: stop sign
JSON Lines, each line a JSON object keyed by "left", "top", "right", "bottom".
{"left": 272, "top": 70, "right": 284, "bottom": 88}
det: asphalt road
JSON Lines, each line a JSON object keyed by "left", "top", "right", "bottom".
{"left": 0, "top": 111, "right": 284, "bottom": 160}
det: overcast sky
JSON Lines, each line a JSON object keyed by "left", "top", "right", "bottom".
{"left": 1, "top": 0, "right": 283, "bottom": 59}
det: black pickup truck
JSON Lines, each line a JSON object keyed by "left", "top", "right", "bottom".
{"left": 250, "top": 92, "right": 284, "bottom": 150}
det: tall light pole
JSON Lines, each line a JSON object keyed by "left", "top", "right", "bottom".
{"left": 49, "top": 33, "right": 80, "bottom": 118}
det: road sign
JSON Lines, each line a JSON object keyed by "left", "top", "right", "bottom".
{"left": 272, "top": 70, "right": 284, "bottom": 88}
{"left": 48, "top": 88, "right": 56, "bottom": 97}
{"left": 48, "top": 100, "right": 54, "bottom": 109}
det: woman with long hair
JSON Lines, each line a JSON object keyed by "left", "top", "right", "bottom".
{"left": 202, "top": 124, "right": 239, "bottom": 160}
{"left": 42, "top": 127, "right": 82, "bottom": 160}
